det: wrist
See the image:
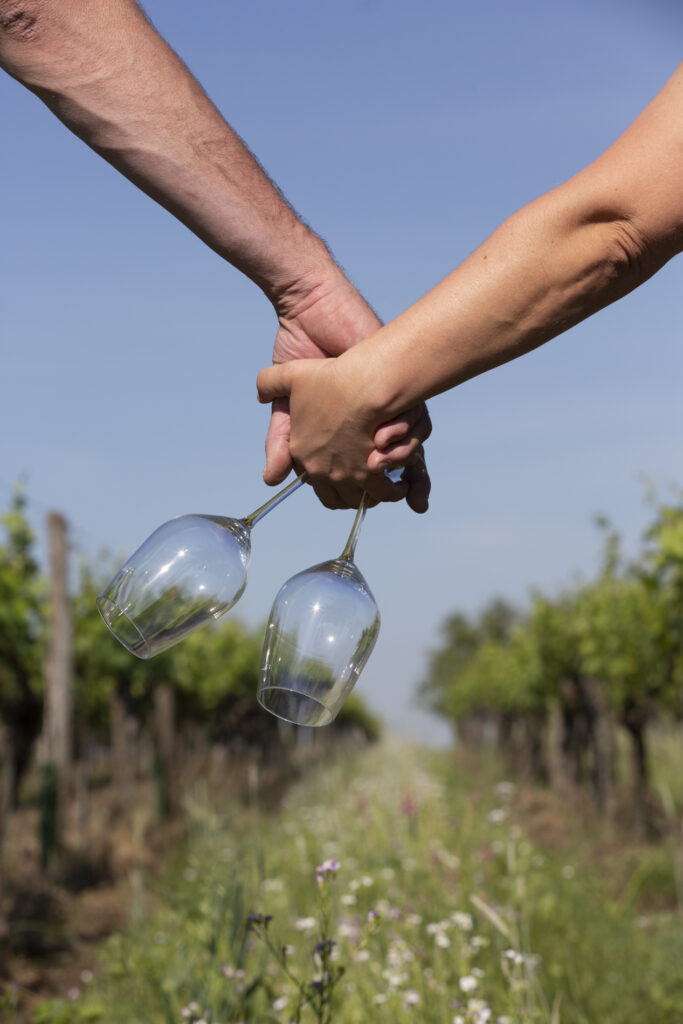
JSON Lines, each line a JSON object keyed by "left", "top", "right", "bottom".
{"left": 333, "top": 337, "right": 407, "bottom": 429}
{"left": 271, "top": 244, "right": 382, "bottom": 350}
{"left": 259, "top": 227, "right": 339, "bottom": 309}
{"left": 341, "top": 308, "right": 437, "bottom": 423}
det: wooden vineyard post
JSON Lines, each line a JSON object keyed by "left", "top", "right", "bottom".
{"left": 42, "top": 511, "right": 73, "bottom": 865}
{"left": 154, "top": 684, "right": 180, "bottom": 820}
{"left": 0, "top": 723, "right": 12, "bottom": 900}
{"left": 110, "top": 688, "right": 131, "bottom": 816}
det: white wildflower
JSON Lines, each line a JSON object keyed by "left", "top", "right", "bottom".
{"left": 468, "top": 998, "right": 492, "bottom": 1023}
{"left": 382, "top": 970, "right": 408, "bottom": 988}
{"left": 459, "top": 974, "right": 478, "bottom": 993}
{"left": 387, "top": 939, "right": 414, "bottom": 966}
{"left": 451, "top": 911, "right": 473, "bottom": 931}
{"left": 426, "top": 920, "right": 449, "bottom": 935}
{"left": 487, "top": 808, "right": 507, "bottom": 824}
{"left": 502, "top": 948, "right": 524, "bottom": 966}
{"left": 387, "top": 946, "right": 404, "bottom": 969}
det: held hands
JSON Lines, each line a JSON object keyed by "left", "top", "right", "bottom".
{"left": 265, "top": 264, "right": 430, "bottom": 511}
{"left": 257, "top": 347, "right": 430, "bottom": 512}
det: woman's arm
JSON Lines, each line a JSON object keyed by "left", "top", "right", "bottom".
{"left": 257, "top": 62, "right": 683, "bottom": 509}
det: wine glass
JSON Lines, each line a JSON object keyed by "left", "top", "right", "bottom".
{"left": 258, "top": 492, "right": 380, "bottom": 727}
{"left": 97, "top": 476, "right": 304, "bottom": 659}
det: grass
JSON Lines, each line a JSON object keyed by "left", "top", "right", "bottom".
{"left": 18, "top": 736, "right": 683, "bottom": 1024}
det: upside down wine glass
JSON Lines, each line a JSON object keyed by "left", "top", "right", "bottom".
{"left": 97, "top": 476, "right": 304, "bottom": 659}
{"left": 258, "top": 492, "right": 380, "bottom": 727}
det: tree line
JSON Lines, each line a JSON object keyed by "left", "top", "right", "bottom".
{"left": 419, "top": 494, "right": 683, "bottom": 836}
{"left": 0, "top": 487, "right": 379, "bottom": 872}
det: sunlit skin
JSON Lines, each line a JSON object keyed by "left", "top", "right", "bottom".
{"left": 258, "top": 62, "right": 683, "bottom": 509}
{"left": 0, "top": 0, "right": 431, "bottom": 512}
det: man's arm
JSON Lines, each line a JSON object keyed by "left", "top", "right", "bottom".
{"left": 0, "top": 0, "right": 326, "bottom": 298}
{"left": 0, "top": 0, "right": 431, "bottom": 510}
{"left": 257, "top": 62, "right": 683, "bottom": 509}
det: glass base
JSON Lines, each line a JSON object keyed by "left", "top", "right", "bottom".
{"left": 97, "top": 597, "right": 151, "bottom": 660}
{"left": 257, "top": 687, "right": 334, "bottom": 727}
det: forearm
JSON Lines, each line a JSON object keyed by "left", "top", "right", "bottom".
{"left": 350, "top": 200, "right": 678, "bottom": 422}
{"left": 258, "top": 65, "right": 682, "bottom": 509}
{"left": 258, "top": 177, "right": 677, "bottom": 508}
{"left": 347, "top": 64, "right": 683, "bottom": 416}
{"left": 0, "top": 0, "right": 329, "bottom": 299}
{"left": 345, "top": 200, "right": 656, "bottom": 415}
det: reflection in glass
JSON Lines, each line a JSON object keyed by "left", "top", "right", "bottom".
{"left": 258, "top": 494, "right": 380, "bottom": 727}
{"left": 97, "top": 477, "right": 304, "bottom": 659}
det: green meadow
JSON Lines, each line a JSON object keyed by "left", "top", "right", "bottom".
{"left": 22, "top": 737, "right": 683, "bottom": 1024}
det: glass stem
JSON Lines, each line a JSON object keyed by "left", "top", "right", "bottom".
{"left": 340, "top": 492, "right": 369, "bottom": 562}
{"left": 243, "top": 474, "right": 306, "bottom": 528}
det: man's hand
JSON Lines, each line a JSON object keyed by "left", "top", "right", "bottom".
{"left": 0, "top": 0, "right": 430, "bottom": 512}
{"left": 266, "top": 260, "right": 431, "bottom": 512}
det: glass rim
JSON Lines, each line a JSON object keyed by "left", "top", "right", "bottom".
{"left": 97, "top": 594, "right": 152, "bottom": 660}
{"left": 257, "top": 685, "right": 335, "bottom": 727}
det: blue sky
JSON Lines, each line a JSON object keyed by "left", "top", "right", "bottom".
{"left": 2, "top": 0, "right": 682, "bottom": 744}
